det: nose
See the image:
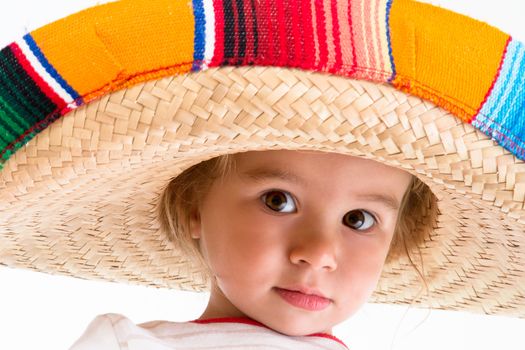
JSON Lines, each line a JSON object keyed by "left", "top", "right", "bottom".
{"left": 289, "top": 228, "right": 338, "bottom": 272}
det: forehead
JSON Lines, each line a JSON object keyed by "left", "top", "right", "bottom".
{"left": 234, "top": 150, "right": 405, "bottom": 178}
{"left": 232, "top": 150, "right": 411, "bottom": 203}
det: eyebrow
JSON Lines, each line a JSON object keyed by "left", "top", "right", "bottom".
{"left": 240, "top": 168, "right": 308, "bottom": 186}
{"left": 239, "top": 167, "right": 401, "bottom": 211}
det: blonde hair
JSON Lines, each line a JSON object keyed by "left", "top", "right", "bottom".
{"left": 157, "top": 153, "right": 439, "bottom": 284}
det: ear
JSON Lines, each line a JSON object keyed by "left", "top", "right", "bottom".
{"left": 189, "top": 208, "right": 201, "bottom": 239}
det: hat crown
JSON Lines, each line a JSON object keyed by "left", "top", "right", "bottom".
{"left": 0, "top": 0, "right": 524, "bottom": 167}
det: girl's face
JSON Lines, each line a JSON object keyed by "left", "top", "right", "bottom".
{"left": 190, "top": 150, "right": 412, "bottom": 336}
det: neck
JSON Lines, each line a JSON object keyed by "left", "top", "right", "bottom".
{"left": 198, "top": 282, "right": 247, "bottom": 320}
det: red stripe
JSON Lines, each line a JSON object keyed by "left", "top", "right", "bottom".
{"left": 268, "top": 0, "right": 279, "bottom": 64}
{"left": 301, "top": 0, "right": 315, "bottom": 69}
{"left": 9, "top": 42, "right": 67, "bottom": 109}
{"left": 473, "top": 36, "right": 512, "bottom": 123}
{"left": 275, "top": 0, "right": 287, "bottom": 66}
{"left": 254, "top": 0, "right": 267, "bottom": 64}
{"left": 315, "top": 0, "right": 328, "bottom": 70}
{"left": 284, "top": 0, "right": 300, "bottom": 67}
{"left": 283, "top": 0, "right": 296, "bottom": 66}
{"left": 259, "top": 0, "right": 273, "bottom": 64}
{"left": 210, "top": 0, "right": 225, "bottom": 67}
{"left": 289, "top": 0, "right": 303, "bottom": 67}
{"left": 243, "top": 0, "right": 255, "bottom": 64}
{"left": 330, "top": 0, "right": 343, "bottom": 73}
{"left": 252, "top": 0, "right": 263, "bottom": 64}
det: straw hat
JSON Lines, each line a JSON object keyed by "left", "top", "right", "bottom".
{"left": 1, "top": 0, "right": 524, "bottom": 319}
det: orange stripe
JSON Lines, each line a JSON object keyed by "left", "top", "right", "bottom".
{"left": 30, "top": 0, "right": 195, "bottom": 98}
{"left": 389, "top": 0, "right": 509, "bottom": 122}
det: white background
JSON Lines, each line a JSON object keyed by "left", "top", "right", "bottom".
{"left": 1, "top": 1, "right": 525, "bottom": 349}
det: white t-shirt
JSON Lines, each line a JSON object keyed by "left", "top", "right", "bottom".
{"left": 69, "top": 313, "right": 349, "bottom": 350}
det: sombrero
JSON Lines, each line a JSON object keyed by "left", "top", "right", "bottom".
{"left": 1, "top": 0, "right": 524, "bottom": 319}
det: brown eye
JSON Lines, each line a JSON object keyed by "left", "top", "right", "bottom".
{"left": 343, "top": 210, "right": 376, "bottom": 231}
{"left": 262, "top": 190, "right": 296, "bottom": 213}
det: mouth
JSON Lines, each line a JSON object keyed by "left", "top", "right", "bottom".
{"left": 274, "top": 287, "right": 332, "bottom": 311}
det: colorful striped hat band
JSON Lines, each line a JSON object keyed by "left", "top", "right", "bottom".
{"left": 1, "top": 0, "right": 524, "bottom": 318}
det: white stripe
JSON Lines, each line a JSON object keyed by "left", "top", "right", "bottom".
{"left": 202, "top": 0, "right": 216, "bottom": 69}
{"left": 15, "top": 37, "right": 75, "bottom": 104}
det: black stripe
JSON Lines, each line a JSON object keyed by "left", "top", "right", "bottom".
{"left": 1, "top": 47, "right": 56, "bottom": 119}
{"left": 235, "top": 0, "right": 246, "bottom": 64}
{"left": 0, "top": 49, "right": 38, "bottom": 131}
{"left": 0, "top": 47, "right": 56, "bottom": 125}
{"left": 223, "top": 0, "right": 235, "bottom": 64}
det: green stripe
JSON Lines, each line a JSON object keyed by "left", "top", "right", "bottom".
{"left": 0, "top": 95, "right": 26, "bottom": 143}
{"left": 0, "top": 122, "right": 13, "bottom": 150}
{"left": 0, "top": 56, "right": 43, "bottom": 127}
{"left": 0, "top": 119, "right": 13, "bottom": 146}
{"left": 0, "top": 45, "right": 58, "bottom": 126}
{"left": 0, "top": 98, "right": 31, "bottom": 138}
{"left": 0, "top": 90, "right": 31, "bottom": 129}
{"left": 0, "top": 45, "right": 62, "bottom": 168}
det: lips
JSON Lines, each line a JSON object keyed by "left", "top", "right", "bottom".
{"left": 275, "top": 287, "right": 331, "bottom": 311}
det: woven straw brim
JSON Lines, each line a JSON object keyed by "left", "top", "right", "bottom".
{"left": 1, "top": 66, "right": 524, "bottom": 317}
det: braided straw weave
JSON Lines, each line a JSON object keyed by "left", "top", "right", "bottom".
{"left": 1, "top": 66, "right": 524, "bottom": 317}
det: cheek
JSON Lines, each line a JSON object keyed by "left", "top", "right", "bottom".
{"left": 200, "top": 202, "right": 286, "bottom": 279}
{"left": 339, "top": 236, "right": 391, "bottom": 299}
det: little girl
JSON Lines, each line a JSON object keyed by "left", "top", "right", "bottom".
{"left": 70, "top": 149, "right": 436, "bottom": 348}
{"left": 2, "top": 0, "right": 523, "bottom": 349}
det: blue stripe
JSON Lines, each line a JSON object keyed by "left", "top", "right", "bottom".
{"left": 481, "top": 44, "right": 516, "bottom": 117}
{"left": 23, "top": 33, "right": 83, "bottom": 103}
{"left": 483, "top": 40, "right": 523, "bottom": 118}
{"left": 493, "top": 43, "right": 525, "bottom": 118}
{"left": 385, "top": 0, "right": 396, "bottom": 83}
{"left": 192, "top": 0, "right": 206, "bottom": 72}
{"left": 472, "top": 111, "right": 525, "bottom": 161}
{"left": 474, "top": 39, "right": 525, "bottom": 162}
{"left": 494, "top": 58, "right": 525, "bottom": 139}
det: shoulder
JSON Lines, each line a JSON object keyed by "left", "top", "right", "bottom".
{"left": 69, "top": 313, "right": 125, "bottom": 350}
{"left": 69, "top": 313, "right": 197, "bottom": 350}
{"left": 69, "top": 314, "right": 349, "bottom": 350}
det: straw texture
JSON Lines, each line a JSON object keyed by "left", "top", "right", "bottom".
{"left": 1, "top": 66, "right": 524, "bottom": 317}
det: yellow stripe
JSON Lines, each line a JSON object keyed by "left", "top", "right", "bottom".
{"left": 30, "top": 0, "right": 195, "bottom": 99}
{"left": 389, "top": 0, "right": 509, "bottom": 122}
